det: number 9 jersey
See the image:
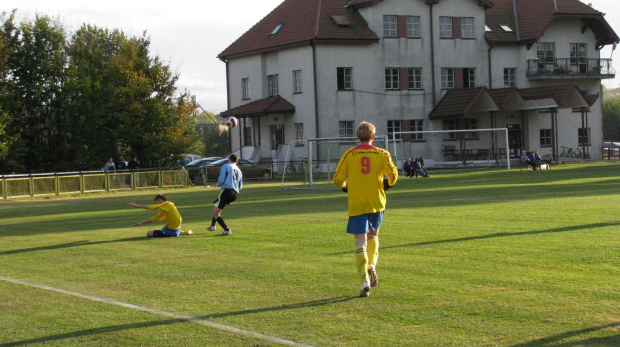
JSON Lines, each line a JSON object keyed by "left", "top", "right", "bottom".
{"left": 333, "top": 144, "right": 398, "bottom": 217}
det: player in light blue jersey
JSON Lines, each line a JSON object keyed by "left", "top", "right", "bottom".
{"left": 207, "top": 154, "right": 243, "bottom": 236}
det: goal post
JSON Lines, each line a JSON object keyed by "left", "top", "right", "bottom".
{"left": 390, "top": 127, "right": 510, "bottom": 170}
{"left": 280, "top": 135, "right": 389, "bottom": 190}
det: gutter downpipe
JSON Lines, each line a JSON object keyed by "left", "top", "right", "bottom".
{"left": 225, "top": 60, "right": 234, "bottom": 154}
{"left": 488, "top": 42, "right": 495, "bottom": 88}
{"left": 311, "top": 41, "right": 320, "bottom": 138}
{"left": 428, "top": 1, "right": 437, "bottom": 106}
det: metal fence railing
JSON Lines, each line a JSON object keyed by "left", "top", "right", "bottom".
{"left": 1, "top": 169, "right": 189, "bottom": 200}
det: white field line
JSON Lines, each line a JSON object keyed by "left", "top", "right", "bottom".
{"left": 0, "top": 276, "right": 313, "bottom": 347}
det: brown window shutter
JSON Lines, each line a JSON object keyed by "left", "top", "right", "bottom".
{"left": 398, "top": 15, "right": 407, "bottom": 38}
{"left": 453, "top": 17, "right": 461, "bottom": 39}
{"left": 402, "top": 120, "right": 411, "bottom": 142}
{"left": 400, "top": 68, "right": 409, "bottom": 90}
{"left": 455, "top": 68, "right": 464, "bottom": 89}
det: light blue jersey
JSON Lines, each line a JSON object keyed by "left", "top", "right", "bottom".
{"left": 217, "top": 163, "right": 243, "bottom": 193}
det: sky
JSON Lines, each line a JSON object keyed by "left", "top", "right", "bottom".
{"left": 2, "top": 0, "right": 620, "bottom": 114}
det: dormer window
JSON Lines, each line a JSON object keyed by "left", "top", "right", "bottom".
{"left": 485, "top": 25, "right": 492, "bottom": 32}
{"left": 500, "top": 25, "right": 513, "bottom": 32}
{"left": 270, "top": 24, "right": 283, "bottom": 37}
{"left": 332, "top": 16, "right": 350, "bottom": 27}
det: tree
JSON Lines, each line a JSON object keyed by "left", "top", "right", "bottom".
{"left": 603, "top": 97, "right": 620, "bottom": 141}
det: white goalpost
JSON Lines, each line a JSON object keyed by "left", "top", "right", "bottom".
{"left": 390, "top": 127, "right": 510, "bottom": 170}
{"left": 280, "top": 135, "right": 389, "bottom": 190}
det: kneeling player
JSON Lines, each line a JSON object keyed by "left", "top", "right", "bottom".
{"left": 128, "top": 194, "right": 183, "bottom": 237}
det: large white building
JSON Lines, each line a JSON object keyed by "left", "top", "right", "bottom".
{"left": 218, "top": 0, "right": 618, "bottom": 165}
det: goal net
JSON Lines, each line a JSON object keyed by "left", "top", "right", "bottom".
{"left": 390, "top": 128, "right": 510, "bottom": 171}
{"left": 280, "top": 135, "right": 389, "bottom": 190}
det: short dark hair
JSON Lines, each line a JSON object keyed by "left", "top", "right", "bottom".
{"left": 154, "top": 194, "right": 166, "bottom": 202}
{"left": 228, "top": 154, "right": 239, "bottom": 163}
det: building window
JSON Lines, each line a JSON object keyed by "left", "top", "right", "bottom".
{"left": 385, "top": 68, "right": 399, "bottom": 90}
{"left": 408, "top": 68, "right": 422, "bottom": 89}
{"left": 443, "top": 119, "right": 457, "bottom": 140}
{"left": 244, "top": 127, "right": 252, "bottom": 146}
{"left": 441, "top": 68, "right": 454, "bottom": 89}
{"left": 439, "top": 17, "right": 453, "bottom": 38}
{"left": 270, "top": 24, "right": 283, "bottom": 37}
{"left": 504, "top": 68, "right": 516, "bottom": 87}
{"left": 267, "top": 74, "right": 279, "bottom": 96}
{"left": 295, "top": 123, "right": 304, "bottom": 145}
{"left": 241, "top": 78, "right": 250, "bottom": 100}
{"left": 536, "top": 42, "right": 555, "bottom": 64}
{"left": 570, "top": 43, "right": 587, "bottom": 66}
{"left": 461, "top": 17, "right": 474, "bottom": 38}
{"left": 387, "top": 120, "right": 402, "bottom": 140}
{"left": 410, "top": 120, "right": 424, "bottom": 141}
{"left": 339, "top": 121, "right": 354, "bottom": 137}
{"left": 337, "top": 67, "right": 352, "bottom": 90}
{"left": 270, "top": 124, "right": 284, "bottom": 150}
{"left": 463, "top": 118, "right": 478, "bottom": 139}
{"left": 293, "top": 70, "right": 302, "bottom": 93}
{"left": 578, "top": 128, "right": 591, "bottom": 146}
{"left": 540, "top": 129, "right": 552, "bottom": 147}
{"left": 463, "top": 68, "right": 476, "bottom": 88}
{"left": 406, "top": 16, "right": 421, "bottom": 38}
{"left": 383, "top": 15, "right": 398, "bottom": 37}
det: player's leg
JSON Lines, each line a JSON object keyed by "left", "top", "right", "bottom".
{"left": 147, "top": 230, "right": 165, "bottom": 238}
{"left": 348, "top": 215, "right": 370, "bottom": 297}
{"left": 366, "top": 211, "right": 383, "bottom": 288}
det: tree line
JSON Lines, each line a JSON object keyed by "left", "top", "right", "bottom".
{"left": 603, "top": 87, "right": 620, "bottom": 142}
{"left": 0, "top": 10, "right": 208, "bottom": 174}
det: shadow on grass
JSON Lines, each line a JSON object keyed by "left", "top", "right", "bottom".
{"left": 0, "top": 237, "right": 145, "bottom": 256}
{"left": 326, "top": 221, "right": 620, "bottom": 256}
{"left": 510, "top": 321, "right": 620, "bottom": 346}
{"left": 0, "top": 296, "right": 353, "bottom": 346}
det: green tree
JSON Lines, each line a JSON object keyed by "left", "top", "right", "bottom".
{"left": 603, "top": 97, "right": 620, "bottom": 141}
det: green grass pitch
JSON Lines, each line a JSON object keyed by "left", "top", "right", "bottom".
{"left": 1, "top": 163, "right": 618, "bottom": 346}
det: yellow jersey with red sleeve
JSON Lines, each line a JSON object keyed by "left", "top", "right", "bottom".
{"left": 148, "top": 201, "right": 182, "bottom": 230}
{"left": 333, "top": 144, "right": 398, "bottom": 217}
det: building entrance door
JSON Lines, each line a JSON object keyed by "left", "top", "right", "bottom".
{"left": 506, "top": 124, "right": 522, "bottom": 158}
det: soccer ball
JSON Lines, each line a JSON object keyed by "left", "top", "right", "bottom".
{"left": 225, "top": 116, "right": 238, "bottom": 128}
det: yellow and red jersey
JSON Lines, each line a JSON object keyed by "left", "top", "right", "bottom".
{"left": 148, "top": 201, "right": 182, "bottom": 230}
{"left": 333, "top": 144, "right": 398, "bottom": 216}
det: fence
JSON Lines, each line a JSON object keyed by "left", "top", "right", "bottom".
{"left": 603, "top": 141, "right": 620, "bottom": 160}
{"left": 1, "top": 169, "right": 189, "bottom": 200}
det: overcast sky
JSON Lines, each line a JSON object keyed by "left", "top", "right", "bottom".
{"left": 3, "top": 0, "right": 619, "bottom": 114}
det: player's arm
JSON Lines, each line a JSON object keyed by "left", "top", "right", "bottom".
{"left": 333, "top": 155, "right": 348, "bottom": 189}
{"left": 384, "top": 154, "right": 399, "bottom": 186}
{"left": 128, "top": 202, "right": 148, "bottom": 209}
{"left": 216, "top": 165, "right": 228, "bottom": 187}
{"left": 134, "top": 219, "right": 153, "bottom": 227}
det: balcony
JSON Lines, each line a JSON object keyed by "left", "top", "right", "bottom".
{"left": 526, "top": 58, "right": 615, "bottom": 80}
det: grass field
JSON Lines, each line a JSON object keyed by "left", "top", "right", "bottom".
{"left": 1, "top": 162, "right": 618, "bottom": 346}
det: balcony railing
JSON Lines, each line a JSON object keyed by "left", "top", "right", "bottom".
{"left": 526, "top": 58, "right": 615, "bottom": 79}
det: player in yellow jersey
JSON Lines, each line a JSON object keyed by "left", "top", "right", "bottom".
{"left": 128, "top": 194, "right": 184, "bottom": 237}
{"left": 333, "top": 121, "right": 398, "bottom": 297}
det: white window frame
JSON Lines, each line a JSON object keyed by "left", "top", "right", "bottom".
{"left": 439, "top": 17, "right": 453, "bottom": 39}
{"left": 461, "top": 17, "right": 475, "bottom": 39}
{"left": 241, "top": 78, "right": 250, "bottom": 99}
{"left": 337, "top": 67, "right": 352, "bottom": 90}
{"left": 387, "top": 120, "right": 402, "bottom": 140}
{"left": 503, "top": 68, "right": 516, "bottom": 87}
{"left": 385, "top": 68, "right": 399, "bottom": 90}
{"left": 406, "top": 16, "right": 421, "bottom": 38}
{"left": 293, "top": 70, "right": 302, "bottom": 93}
{"left": 267, "top": 74, "right": 279, "bottom": 96}
{"left": 339, "top": 121, "right": 354, "bottom": 137}
{"left": 408, "top": 68, "right": 422, "bottom": 89}
{"left": 441, "top": 68, "right": 455, "bottom": 89}
{"left": 383, "top": 15, "right": 398, "bottom": 37}
{"left": 410, "top": 120, "right": 424, "bottom": 141}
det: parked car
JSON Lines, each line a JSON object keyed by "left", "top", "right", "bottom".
{"left": 184, "top": 157, "right": 222, "bottom": 182}
{"left": 177, "top": 153, "right": 203, "bottom": 166}
{"left": 204, "top": 158, "right": 272, "bottom": 180}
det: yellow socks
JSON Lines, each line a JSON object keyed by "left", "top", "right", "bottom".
{"left": 367, "top": 235, "right": 379, "bottom": 267}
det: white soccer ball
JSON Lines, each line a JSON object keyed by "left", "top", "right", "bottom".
{"left": 225, "top": 116, "right": 238, "bottom": 128}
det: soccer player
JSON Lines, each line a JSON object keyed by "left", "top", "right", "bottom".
{"left": 207, "top": 154, "right": 243, "bottom": 236}
{"left": 128, "top": 194, "right": 183, "bottom": 237}
{"left": 333, "top": 121, "right": 398, "bottom": 297}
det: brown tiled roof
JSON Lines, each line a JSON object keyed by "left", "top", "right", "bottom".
{"left": 486, "top": 0, "right": 619, "bottom": 45}
{"left": 429, "top": 87, "right": 499, "bottom": 119}
{"left": 218, "top": 0, "right": 379, "bottom": 61}
{"left": 346, "top": 0, "right": 494, "bottom": 9}
{"left": 220, "top": 96, "right": 295, "bottom": 118}
{"left": 430, "top": 84, "right": 591, "bottom": 118}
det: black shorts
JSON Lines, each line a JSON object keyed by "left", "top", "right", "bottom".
{"left": 214, "top": 189, "right": 238, "bottom": 209}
